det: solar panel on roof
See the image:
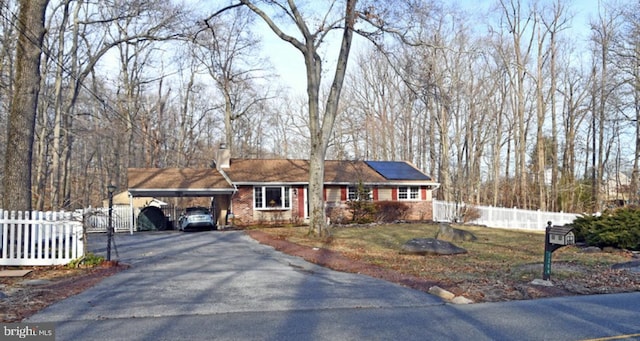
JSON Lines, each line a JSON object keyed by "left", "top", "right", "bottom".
{"left": 365, "top": 161, "right": 432, "bottom": 181}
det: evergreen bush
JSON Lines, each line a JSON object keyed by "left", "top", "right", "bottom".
{"left": 346, "top": 199, "right": 376, "bottom": 224}
{"left": 570, "top": 206, "right": 640, "bottom": 250}
{"left": 346, "top": 182, "right": 376, "bottom": 224}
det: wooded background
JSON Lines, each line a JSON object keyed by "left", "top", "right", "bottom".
{"left": 0, "top": 0, "right": 638, "bottom": 214}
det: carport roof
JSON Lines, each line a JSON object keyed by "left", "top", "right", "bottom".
{"left": 127, "top": 168, "right": 234, "bottom": 197}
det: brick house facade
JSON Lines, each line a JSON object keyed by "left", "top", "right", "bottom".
{"left": 128, "top": 153, "right": 439, "bottom": 228}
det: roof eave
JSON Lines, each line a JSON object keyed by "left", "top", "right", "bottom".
{"left": 128, "top": 188, "right": 236, "bottom": 197}
{"left": 232, "top": 181, "right": 440, "bottom": 187}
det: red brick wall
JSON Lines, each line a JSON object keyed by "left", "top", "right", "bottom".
{"left": 231, "top": 185, "right": 433, "bottom": 226}
{"left": 231, "top": 186, "right": 255, "bottom": 226}
{"left": 403, "top": 201, "right": 433, "bottom": 221}
{"left": 231, "top": 186, "right": 304, "bottom": 226}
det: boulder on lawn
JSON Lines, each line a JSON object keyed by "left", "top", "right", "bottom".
{"left": 400, "top": 238, "right": 468, "bottom": 255}
{"left": 435, "top": 223, "right": 477, "bottom": 242}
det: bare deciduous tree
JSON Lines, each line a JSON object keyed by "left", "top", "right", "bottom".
{"left": 589, "top": 2, "right": 625, "bottom": 211}
{"left": 211, "top": 0, "right": 360, "bottom": 236}
{"left": 615, "top": 2, "right": 640, "bottom": 204}
{"left": 198, "top": 6, "right": 273, "bottom": 157}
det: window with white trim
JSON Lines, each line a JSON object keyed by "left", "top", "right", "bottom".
{"left": 398, "top": 186, "right": 420, "bottom": 200}
{"left": 254, "top": 186, "right": 291, "bottom": 209}
{"left": 347, "top": 186, "right": 372, "bottom": 201}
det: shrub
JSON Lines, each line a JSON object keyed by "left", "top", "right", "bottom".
{"left": 460, "top": 205, "right": 481, "bottom": 223}
{"left": 374, "top": 201, "right": 409, "bottom": 223}
{"left": 346, "top": 200, "right": 376, "bottom": 224}
{"left": 343, "top": 182, "right": 376, "bottom": 224}
{"left": 570, "top": 206, "right": 640, "bottom": 250}
{"left": 326, "top": 205, "right": 350, "bottom": 224}
{"left": 67, "top": 252, "right": 105, "bottom": 268}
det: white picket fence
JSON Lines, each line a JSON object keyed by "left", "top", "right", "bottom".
{"left": 0, "top": 210, "right": 84, "bottom": 266}
{"left": 432, "top": 200, "right": 580, "bottom": 230}
{"left": 0, "top": 200, "right": 580, "bottom": 266}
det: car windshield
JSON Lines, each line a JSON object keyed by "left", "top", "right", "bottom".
{"left": 185, "top": 207, "right": 209, "bottom": 215}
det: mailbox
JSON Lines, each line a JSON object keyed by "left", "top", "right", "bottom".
{"left": 547, "top": 225, "right": 575, "bottom": 246}
{"left": 542, "top": 221, "right": 575, "bottom": 281}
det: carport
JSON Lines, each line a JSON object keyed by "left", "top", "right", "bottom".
{"left": 127, "top": 168, "right": 236, "bottom": 230}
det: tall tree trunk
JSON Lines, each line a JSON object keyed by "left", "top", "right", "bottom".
{"left": 590, "top": 65, "right": 599, "bottom": 211}
{"left": 561, "top": 81, "right": 578, "bottom": 212}
{"left": 632, "top": 69, "right": 640, "bottom": 203}
{"left": 34, "top": 86, "right": 50, "bottom": 210}
{"left": 549, "top": 30, "right": 559, "bottom": 212}
{"left": 224, "top": 87, "right": 233, "bottom": 152}
{"left": 438, "top": 104, "right": 451, "bottom": 202}
{"left": 535, "top": 18, "right": 547, "bottom": 211}
{"left": 50, "top": 0, "right": 71, "bottom": 209}
{"left": 491, "top": 81, "right": 507, "bottom": 207}
{"left": 2, "top": 0, "right": 49, "bottom": 211}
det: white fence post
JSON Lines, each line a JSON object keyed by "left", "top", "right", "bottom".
{"left": 1, "top": 210, "right": 7, "bottom": 259}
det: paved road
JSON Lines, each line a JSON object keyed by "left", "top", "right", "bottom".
{"left": 26, "top": 231, "right": 640, "bottom": 341}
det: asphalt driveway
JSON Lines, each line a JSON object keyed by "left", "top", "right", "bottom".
{"left": 26, "top": 231, "right": 444, "bottom": 339}
{"left": 25, "top": 231, "right": 640, "bottom": 341}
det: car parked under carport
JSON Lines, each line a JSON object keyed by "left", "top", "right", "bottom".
{"left": 178, "top": 206, "right": 216, "bottom": 231}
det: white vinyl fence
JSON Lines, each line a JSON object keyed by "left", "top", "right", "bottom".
{"left": 0, "top": 210, "right": 84, "bottom": 266}
{"left": 84, "top": 205, "right": 134, "bottom": 233}
{"left": 432, "top": 200, "right": 580, "bottom": 231}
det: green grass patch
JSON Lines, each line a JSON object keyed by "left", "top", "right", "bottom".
{"left": 67, "top": 252, "right": 105, "bottom": 268}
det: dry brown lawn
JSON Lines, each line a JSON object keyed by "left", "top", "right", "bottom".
{"left": 252, "top": 223, "right": 640, "bottom": 302}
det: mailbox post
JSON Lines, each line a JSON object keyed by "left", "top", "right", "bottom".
{"left": 543, "top": 221, "right": 575, "bottom": 280}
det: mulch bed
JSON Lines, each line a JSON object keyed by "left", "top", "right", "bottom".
{"left": 0, "top": 262, "right": 128, "bottom": 322}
